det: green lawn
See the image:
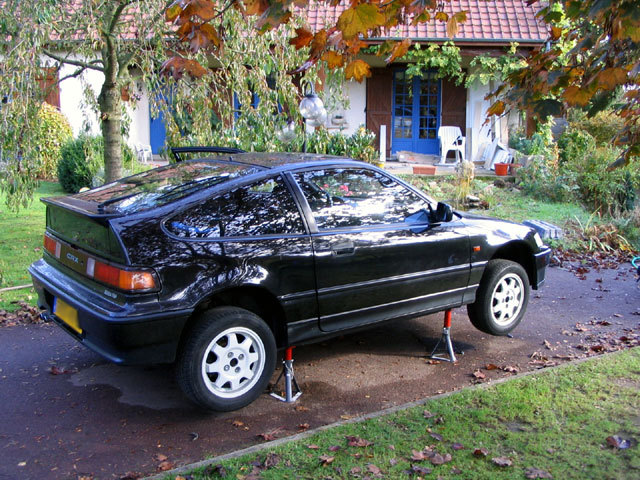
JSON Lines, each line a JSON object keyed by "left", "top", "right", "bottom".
{"left": 0, "top": 182, "right": 64, "bottom": 311}
{"left": 170, "top": 348, "right": 640, "bottom": 480}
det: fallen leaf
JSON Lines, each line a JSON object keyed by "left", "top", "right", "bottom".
{"left": 367, "top": 463, "right": 382, "bottom": 475}
{"left": 472, "top": 370, "right": 486, "bottom": 380}
{"left": 350, "top": 466, "right": 362, "bottom": 475}
{"left": 232, "top": 420, "right": 244, "bottom": 428}
{"left": 606, "top": 435, "right": 631, "bottom": 449}
{"left": 389, "top": 458, "right": 398, "bottom": 466}
{"left": 492, "top": 457, "right": 513, "bottom": 467}
{"left": 525, "top": 466, "right": 553, "bottom": 479}
{"left": 202, "top": 464, "right": 227, "bottom": 478}
{"left": 430, "top": 433, "right": 443, "bottom": 442}
{"left": 157, "top": 460, "right": 175, "bottom": 471}
{"left": 346, "top": 435, "right": 373, "bottom": 447}
{"left": 473, "top": 447, "right": 489, "bottom": 457}
{"left": 264, "top": 453, "right": 280, "bottom": 468}
{"left": 430, "top": 453, "right": 451, "bottom": 465}
{"left": 154, "top": 454, "right": 167, "bottom": 462}
{"left": 328, "top": 445, "right": 341, "bottom": 452}
{"left": 295, "top": 405, "right": 309, "bottom": 412}
{"left": 451, "top": 466, "right": 463, "bottom": 474}
{"left": 502, "top": 365, "right": 520, "bottom": 373}
{"left": 434, "top": 416, "right": 445, "bottom": 425}
{"left": 613, "top": 313, "right": 623, "bottom": 318}
{"left": 426, "top": 359, "right": 441, "bottom": 365}
{"left": 411, "top": 449, "right": 427, "bottom": 461}
{"left": 423, "top": 410, "right": 435, "bottom": 418}
{"left": 298, "top": 423, "right": 310, "bottom": 431}
{"left": 318, "top": 454, "right": 334, "bottom": 465}
{"left": 306, "top": 444, "right": 319, "bottom": 449}
{"left": 452, "top": 442, "right": 464, "bottom": 450}
{"left": 408, "top": 464, "right": 432, "bottom": 475}
{"left": 485, "top": 363, "right": 499, "bottom": 370}
{"left": 543, "top": 340, "right": 553, "bottom": 350}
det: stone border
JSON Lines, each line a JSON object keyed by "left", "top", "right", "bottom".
{"left": 143, "top": 349, "right": 634, "bottom": 480}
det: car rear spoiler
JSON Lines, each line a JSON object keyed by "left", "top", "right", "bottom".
{"left": 171, "top": 146, "right": 246, "bottom": 162}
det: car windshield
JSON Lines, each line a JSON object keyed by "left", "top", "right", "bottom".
{"left": 76, "top": 160, "right": 262, "bottom": 214}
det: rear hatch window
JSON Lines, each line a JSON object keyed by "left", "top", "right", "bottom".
{"left": 76, "top": 160, "right": 262, "bottom": 214}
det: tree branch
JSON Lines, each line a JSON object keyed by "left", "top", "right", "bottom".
{"left": 43, "top": 50, "right": 105, "bottom": 72}
{"left": 58, "top": 66, "right": 89, "bottom": 83}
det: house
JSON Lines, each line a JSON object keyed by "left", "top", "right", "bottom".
{"left": 304, "top": 0, "right": 547, "bottom": 162}
{"left": 43, "top": 0, "right": 547, "bottom": 161}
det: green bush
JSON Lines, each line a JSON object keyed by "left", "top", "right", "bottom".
{"left": 568, "top": 109, "right": 624, "bottom": 146}
{"left": 567, "top": 146, "right": 638, "bottom": 215}
{"left": 33, "top": 104, "right": 73, "bottom": 179}
{"left": 516, "top": 156, "right": 578, "bottom": 203}
{"left": 57, "top": 135, "right": 103, "bottom": 193}
{"left": 557, "top": 128, "right": 596, "bottom": 164}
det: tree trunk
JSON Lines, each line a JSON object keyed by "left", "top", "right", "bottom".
{"left": 98, "top": 81, "right": 122, "bottom": 183}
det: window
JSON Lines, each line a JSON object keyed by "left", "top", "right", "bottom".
{"left": 293, "top": 169, "right": 430, "bottom": 230}
{"left": 167, "top": 176, "right": 305, "bottom": 239}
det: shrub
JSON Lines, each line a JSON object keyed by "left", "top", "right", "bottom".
{"left": 58, "top": 135, "right": 103, "bottom": 193}
{"left": 568, "top": 109, "right": 624, "bottom": 146}
{"left": 32, "top": 104, "right": 73, "bottom": 179}
{"left": 557, "top": 128, "right": 596, "bottom": 165}
{"left": 567, "top": 146, "right": 638, "bottom": 215}
{"left": 516, "top": 152, "right": 579, "bottom": 203}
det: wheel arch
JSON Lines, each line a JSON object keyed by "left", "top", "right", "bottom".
{"left": 179, "top": 286, "right": 289, "bottom": 352}
{"left": 490, "top": 240, "right": 537, "bottom": 288}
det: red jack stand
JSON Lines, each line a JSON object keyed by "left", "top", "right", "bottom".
{"left": 270, "top": 347, "right": 302, "bottom": 403}
{"left": 430, "top": 309, "right": 459, "bottom": 362}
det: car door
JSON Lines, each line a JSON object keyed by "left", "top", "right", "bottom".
{"left": 290, "top": 167, "right": 470, "bottom": 332}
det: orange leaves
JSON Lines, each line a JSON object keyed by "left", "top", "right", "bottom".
{"left": 337, "top": 4, "right": 385, "bottom": 40}
{"left": 595, "top": 68, "right": 629, "bottom": 90}
{"left": 446, "top": 10, "right": 467, "bottom": 38}
{"left": 244, "top": 0, "right": 270, "bottom": 16}
{"left": 289, "top": 27, "right": 314, "bottom": 49}
{"left": 486, "top": 101, "right": 505, "bottom": 117}
{"left": 563, "top": 86, "right": 592, "bottom": 107}
{"left": 161, "top": 56, "right": 208, "bottom": 80}
{"left": 345, "top": 59, "right": 371, "bottom": 82}
{"left": 385, "top": 39, "right": 411, "bottom": 63}
{"left": 322, "top": 50, "right": 345, "bottom": 69}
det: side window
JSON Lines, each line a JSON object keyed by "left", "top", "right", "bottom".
{"left": 167, "top": 176, "right": 305, "bottom": 238}
{"left": 293, "top": 169, "right": 430, "bottom": 230}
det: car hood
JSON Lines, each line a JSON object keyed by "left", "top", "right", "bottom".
{"left": 456, "top": 211, "right": 536, "bottom": 244}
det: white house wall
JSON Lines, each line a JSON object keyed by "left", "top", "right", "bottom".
{"left": 341, "top": 80, "right": 366, "bottom": 135}
{"left": 57, "top": 60, "right": 103, "bottom": 137}
{"left": 50, "top": 56, "right": 150, "bottom": 150}
{"left": 125, "top": 81, "right": 151, "bottom": 149}
{"left": 466, "top": 79, "right": 497, "bottom": 162}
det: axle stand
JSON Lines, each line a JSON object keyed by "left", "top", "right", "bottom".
{"left": 270, "top": 347, "right": 302, "bottom": 403}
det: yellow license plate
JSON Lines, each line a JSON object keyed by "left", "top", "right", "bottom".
{"left": 54, "top": 298, "right": 82, "bottom": 334}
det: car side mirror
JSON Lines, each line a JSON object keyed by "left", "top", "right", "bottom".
{"left": 431, "top": 202, "right": 453, "bottom": 224}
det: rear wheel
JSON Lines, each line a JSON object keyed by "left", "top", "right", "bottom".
{"left": 467, "top": 259, "right": 530, "bottom": 336}
{"left": 177, "top": 307, "right": 276, "bottom": 411}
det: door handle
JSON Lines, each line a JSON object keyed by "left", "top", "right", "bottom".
{"left": 331, "top": 241, "right": 355, "bottom": 256}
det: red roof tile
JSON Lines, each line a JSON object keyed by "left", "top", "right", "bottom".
{"left": 301, "top": 0, "right": 548, "bottom": 45}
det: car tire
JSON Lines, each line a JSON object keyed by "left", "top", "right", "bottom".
{"left": 177, "top": 306, "right": 276, "bottom": 411}
{"left": 467, "top": 259, "right": 530, "bottom": 336}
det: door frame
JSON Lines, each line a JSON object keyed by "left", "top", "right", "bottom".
{"left": 391, "top": 68, "right": 442, "bottom": 155}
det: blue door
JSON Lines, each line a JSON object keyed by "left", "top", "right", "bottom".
{"left": 149, "top": 105, "right": 166, "bottom": 155}
{"left": 392, "top": 70, "right": 441, "bottom": 154}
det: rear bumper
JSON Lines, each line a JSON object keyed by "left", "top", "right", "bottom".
{"left": 533, "top": 246, "right": 552, "bottom": 289}
{"left": 29, "top": 259, "right": 192, "bottom": 365}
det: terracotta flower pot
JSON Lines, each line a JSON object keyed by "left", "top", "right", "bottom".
{"left": 412, "top": 165, "right": 436, "bottom": 175}
{"left": 494, "top": 163, "right": 509, "bottom": 176}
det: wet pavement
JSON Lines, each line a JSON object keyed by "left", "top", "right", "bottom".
{"left": 0, "top": 264, "right": 638, "bottom": 480}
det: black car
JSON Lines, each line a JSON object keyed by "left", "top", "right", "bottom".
{"left": 30, "top": 151, "right": 551, "bottom": 411}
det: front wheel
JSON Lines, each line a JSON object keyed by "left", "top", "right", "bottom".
{"left": 177, "top": 307, "right": 276, "bottom": 411}
{"left": 467, "top": 259, "right": 530, "bottom": 336}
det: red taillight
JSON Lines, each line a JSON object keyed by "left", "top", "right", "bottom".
{"left": 93, "top": 260, "right": 156, "bottom": 291}
{"left": 43, "top": 234, "right": 61, "bottom": 258}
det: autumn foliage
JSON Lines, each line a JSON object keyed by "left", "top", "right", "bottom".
{"left": 163, "top": 0, "right": 462, "bottom": 82}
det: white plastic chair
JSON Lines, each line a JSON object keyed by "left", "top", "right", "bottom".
{"left": 437, "top": 126, "right": 466, "bottom": 165}
{"left": 135, "top": 143, "right": 152, "bottom": 164}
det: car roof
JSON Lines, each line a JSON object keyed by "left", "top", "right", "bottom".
{"left": 192, "top": 152, "right": 360, "bottom": 170}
